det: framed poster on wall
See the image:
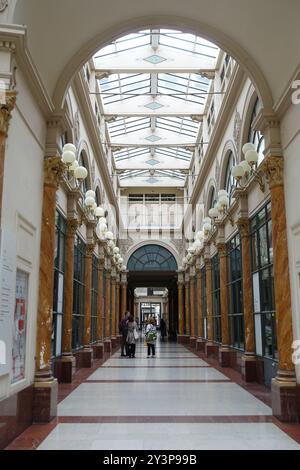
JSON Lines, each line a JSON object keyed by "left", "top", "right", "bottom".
{"left": 0, "top": 229, "right": 16, "bottom": 377}
{"left": 12, "top": 269, "right": 29, "bottom": 383}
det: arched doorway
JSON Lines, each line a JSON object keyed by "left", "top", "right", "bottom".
{"left": 127, "top": 244, "right": 178, "bottom": 338}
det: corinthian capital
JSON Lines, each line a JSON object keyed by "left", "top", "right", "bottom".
{"left": 44, "top": 156, "right": 65, "bottom": 188}
{"left": 262, "top": 155, "right": 284, "bottom": 189}
{"left": 0, "top": 90, "right": 17, "bottom": 136}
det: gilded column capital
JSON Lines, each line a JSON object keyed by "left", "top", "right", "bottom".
{"left": 0, "top": 90, "right": 17, "bottom": 136}
{"left": 44, "top": 156, "right": 65, "bottom": 188}
{"left": 237, "top": 217, "right": 250, "bottom": 238}
{"left": 66, "top": 218, "right": 79, "bottom": 237}
{"left": 86, "top": 243, "right": 96, "bottom": 258}
{"left": 262, "top": 155, "right": 284, "bottom": 189}
{"left": 204, "top": 257, "right": 212, "bottom": 271}
{"left": 217, "top": 243, "right": 226, "bottom": 258}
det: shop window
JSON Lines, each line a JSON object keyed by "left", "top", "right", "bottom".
{"left": 91, "top": 255, "right": 98, "bottom": 344}
{"left": 201, "top": 266, "right": 207, "bottom": 339}
{"left": 72, "top": 235, "right": 86, "bottom": 350}
{"left": 211, "top": 254, "right": 221, "bottom": 343}
{"left": 250, "top": 202, "right": 277, "bottom": 360}
{"left": 226, "top": 233, "right": 244, "bottom": 350}
{"left": 52, "top": 211, "right": 67, "bottom": 358}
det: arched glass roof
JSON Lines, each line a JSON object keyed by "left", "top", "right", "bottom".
{"left": 127, "top": 244, "right": 178, "bottom": 271}
{"left": 92, "top": 29, "right": 220, "bottom": 187}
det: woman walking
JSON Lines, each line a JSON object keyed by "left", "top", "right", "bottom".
{"left": 145, "top": 317, "right": 157, "bottom": 357}
{"left": 126, "top": 315, "right": 138, "bottom": 358}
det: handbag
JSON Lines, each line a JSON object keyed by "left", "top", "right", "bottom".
{"left": 134, "top": 329, "right": 139, "bottom": 340}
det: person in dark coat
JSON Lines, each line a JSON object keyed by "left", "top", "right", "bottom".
{"left": 119, "top": 311, "right": 130, "bottom": 356}
{"left": 160, "top": 317, "right": 167, "bottom": 341}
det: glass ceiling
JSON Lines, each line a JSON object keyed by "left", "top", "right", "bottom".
{"left": 93, "top": 29, "right": 220, "bottom": 186}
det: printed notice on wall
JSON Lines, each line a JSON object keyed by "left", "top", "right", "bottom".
{"left": 0, "top": 229, "right": 16, "bottom": 377}
{"left": 12, "top": 270, "right": 29, "bottom": 383}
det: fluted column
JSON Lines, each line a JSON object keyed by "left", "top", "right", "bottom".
{"left": 218, "top": 243, "right": 231, "bottom": 366}
{"left": 34, "top": 156, "right": 64, "bottom": 421}
{"left": 238, "top": 217, "right": 257, "bottom": 381}
{"left": 0, "top": 91, "right": 17, "bottom": 226}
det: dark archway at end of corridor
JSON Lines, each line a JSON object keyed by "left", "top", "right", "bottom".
{"left": 127, "top": 244, "right": 178, "bottom": 339}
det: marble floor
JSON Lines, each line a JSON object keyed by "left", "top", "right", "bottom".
{"left": 6, "top": 340, "right": 300, "bottom": 450}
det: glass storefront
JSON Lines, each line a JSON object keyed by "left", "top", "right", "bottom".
{"left": 72, "top": 235, "right": 86, "bottom": 350}
{"left": 226, "top": 233, "right": 244, "bottom": 349}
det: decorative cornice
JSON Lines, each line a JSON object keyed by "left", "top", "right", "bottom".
{"left": 44, "top": 156, "right": 65, "bottom": 188}
{"left": 66, "top": 218, "right": 79, "bottom": 237}
{"left": 261, "top": 155, "right": 284, "bottom": 189}
{"left": 237, "top": 217, "right": 250, "bottom": 238}
{"left": 0, "top": 90, "right": 17, "bottom": 136}
{"left": 0, "top": 1, "right": 8, "bottom": 13}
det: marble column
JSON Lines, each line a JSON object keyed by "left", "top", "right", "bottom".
{"left": 104, "top": 267, "right": 112, "bottom": 353}
{"left": 110, "top": 270, "right": 117, "bottom": 348}
{"left": 217, "top": 243, "right": 232, "bottom": 366}
{"left": 189, "top": 271, "right": 196, "bottom": 348}
{"left": 177, "top": 275, "right": 185, "bottom": 342}
{"left": 34, "top": 156, "right": 65, "bottom": 422}
{"left": 55, "top": 218, "right": 78, "bottom": 383}
{"left": 184, "top": 273, "right": 190, "bottom": 342}
{"left": 263, "top": 155, "right": 298, "bottom": 421}
{"left": 81, "top": 243, "right": 94, "bottom": 367}
{"left": 196, "top": 265, "right": 205, "bottom": 352}
{"left": 115, "top": 276, "right": 121, "bottom": 345}
{"left": 0, "top": 91, "right": 17, "bottom": 226}
{"left": 238, "top": 218, "right": 257, "bottom": 382}
{"left": 93, "top": 257, "right": 105, "bottom": 359}
{"left": 121, "top": 275, "right": 128, "bottom": 317}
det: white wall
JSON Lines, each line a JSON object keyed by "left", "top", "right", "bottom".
{"left": 0, "top": 67, "right": 46, "bottom": 399}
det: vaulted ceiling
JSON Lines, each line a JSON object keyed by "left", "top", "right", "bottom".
{"left": 94, "top": 29, "right": 219, "bottom": 187}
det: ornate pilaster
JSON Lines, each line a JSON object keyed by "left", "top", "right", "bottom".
{"left": 111, "top": 269, "right": 117, "bottom": 340}
{"left": 0, "top": 91, "right": 16, "bottom": 225}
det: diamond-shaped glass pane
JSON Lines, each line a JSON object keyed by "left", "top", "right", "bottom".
{"left": 144, "top": 54, "right": 166, "bottom": 64}
{"left": 145, "top": 135, "right": 162, "bottom": 142}
{"left": 144, "top": 102, "right": 164, "bottom": 110}
{"left": 146, "top": 159, "right": 159, "bottom": 166}
{"left": 146, "top": 177, "right": 159, "bottom": 184}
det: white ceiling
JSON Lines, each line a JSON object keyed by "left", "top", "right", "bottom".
{"left": 11, "top": 0, "right": 300, "bottom": 108}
